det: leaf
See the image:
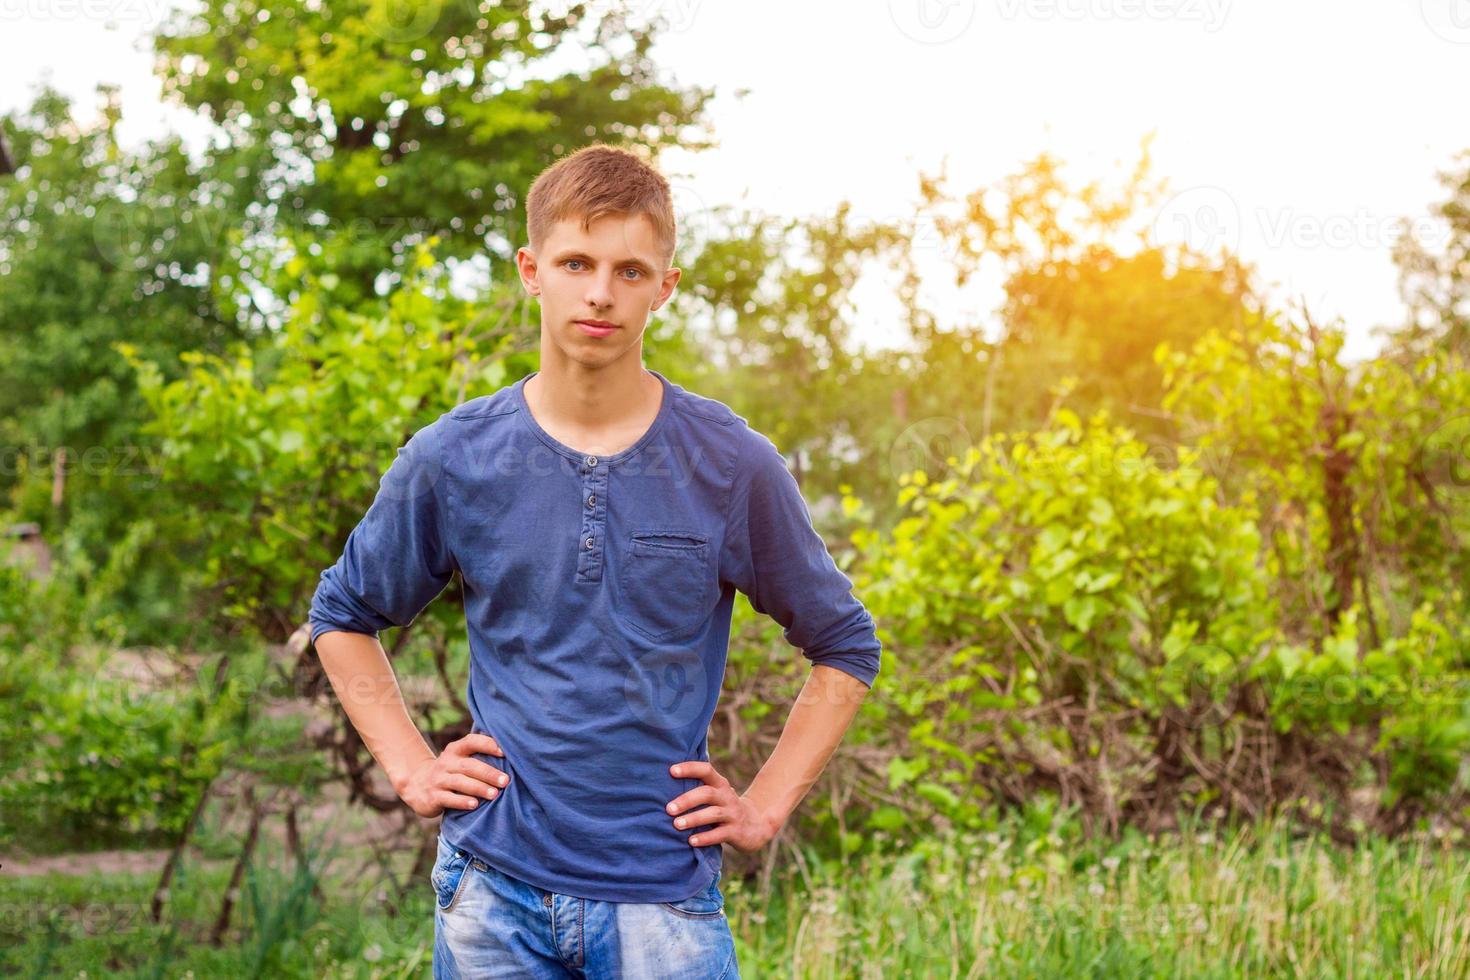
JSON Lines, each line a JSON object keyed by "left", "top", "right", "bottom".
{"left": 1063, "top": 595, "right": 1101, "bottom": 632}
{"left": 916, "top": 782, "right": 960, "bottom": 811}
{"left": 868, "top": 806, "right": 907, "bottom": 832}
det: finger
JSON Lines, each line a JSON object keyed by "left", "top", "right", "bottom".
{"left": 442, "top": 773, "right": 500, "bottom": 800}
{"left": 670, "top": 761, "right": 725, "bottom": 787}
{"left": 435, "top": 789, "right": 485, "bottom": 811}
{"left": 665, "top": 785, "right": 722, "bottom": 816}
{"left": 672, "top": 805, "right": 727, "bottom": 832}
{"left": 453, "top": 734, "right": 505, "bottom": 757}
{"left": 454, "top": 758, "right": 511, "bottom": 788}
{"left": 686, "top": 825, "right": 728, "bottom": 847}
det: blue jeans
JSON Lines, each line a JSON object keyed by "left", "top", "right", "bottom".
{"left": 430, "top": 832, "right": 741, "bottom": 979}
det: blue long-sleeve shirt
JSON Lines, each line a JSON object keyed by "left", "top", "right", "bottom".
{"left": 307, "top": 368, "right": 882, "bottom": 903}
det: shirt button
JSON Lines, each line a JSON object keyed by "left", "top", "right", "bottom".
{"left": 587, "top": 494, "right": 596, "bottom": 507}
{"left": 585, "top": 455, "right": 597, "bottom": 467}
{"left": 585, "top": 536, "right": 594, "bottom": 549}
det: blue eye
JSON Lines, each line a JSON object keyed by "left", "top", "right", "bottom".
{"left": 564, "top": 259, "right": 584, "bottom": 271}
{"left": 622, "top": 268, "right": 642, "bottom": 280}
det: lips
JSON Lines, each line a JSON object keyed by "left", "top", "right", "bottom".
{"left": 576, "top": 319, "right": 619, "bottom": 338}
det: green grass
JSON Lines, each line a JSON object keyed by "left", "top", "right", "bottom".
{"left": 3, "top": 809, "right": 1469, "bottom": 978}
{"left": 727, "top": 810, "right": 1470, "bottom": 978}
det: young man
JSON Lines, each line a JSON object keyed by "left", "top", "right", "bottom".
{"left": 308, "top": 144, "right": 882, "bottom": 979}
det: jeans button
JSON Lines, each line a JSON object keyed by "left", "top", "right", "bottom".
{"left": 543, "top": 893, "right": 553, "bottom": 907}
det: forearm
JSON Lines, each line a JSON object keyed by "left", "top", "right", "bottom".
{"left": 313, "top": 629, "right": 436, "bottom": 794}
{"left": 740, "top": 663, "right": 870, "bottom": 834}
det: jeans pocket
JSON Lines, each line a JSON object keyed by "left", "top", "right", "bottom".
{"left": 430, "top": 837, "right": 473, "bottom": 912}
{"left": 661, "top": 869, "right": 725, "bottom": 919}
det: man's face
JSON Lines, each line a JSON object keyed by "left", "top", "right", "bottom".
{"left": 516, "top": 212, "right": 680, "bottom": 368}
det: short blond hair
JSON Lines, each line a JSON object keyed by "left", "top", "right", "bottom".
{"left": 525, "top": 143, "right": 676, "bottom": 267}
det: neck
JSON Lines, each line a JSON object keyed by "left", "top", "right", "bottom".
{"left": 525, "top": 346, "right": 658, "bottom": 435}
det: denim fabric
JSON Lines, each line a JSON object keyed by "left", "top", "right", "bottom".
{"left": 431, "top": 832, "right": 739, "bottom": 979}
{"left": 309, "top": 368, "right": 882, "bottom": 902}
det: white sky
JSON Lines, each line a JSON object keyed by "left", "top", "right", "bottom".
{"left": 4, "top": 0, "right": 1470, "bottom": 360}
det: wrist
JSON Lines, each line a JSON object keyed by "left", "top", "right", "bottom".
{"left": 390, "top": 751, "right": 435, "bottom": 797}
{"left": 743, "top": 793, "right": 789, "bottom": 841}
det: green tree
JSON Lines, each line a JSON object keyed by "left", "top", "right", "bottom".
{"left": 152, "top": 0, "right": 717, "bottom": 303}
{"left": 0, "top": 86, "right": 256, "bottom": 640}
{"left": 1390, "top": 147, "right": 1470, "bottom": 358}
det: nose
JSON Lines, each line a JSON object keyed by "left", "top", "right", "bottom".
{"left": 585, "top": 270, "right": 615, "bottom": 311}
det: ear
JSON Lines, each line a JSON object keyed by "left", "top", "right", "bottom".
{"left": 515, "top": 246, "right": 541, "bottom": 296}
{"left": 650, "top": 266, "right": 682, "bottom": 312}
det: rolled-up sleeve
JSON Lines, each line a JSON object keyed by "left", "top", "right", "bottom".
{"left": 308, "top": 417, "right": 457, "bottom": 646}
{"left": 722, "top": 429, "right": 883, "bottom": 688}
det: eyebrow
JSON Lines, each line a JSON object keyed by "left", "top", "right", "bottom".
{"left": 550, "top": 250, "right": 657, "bottom": 276}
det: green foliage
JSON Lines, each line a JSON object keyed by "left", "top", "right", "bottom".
{"left": 0, "top": 563, "right": 243, "bottom": 852}
{"left": 741, "top": 384, "right": 1470, "bottom": 847}
{"left": 0, "top": 88, "right": 255, "bottom": 643}
{"left": 120, "top": 239, "right": 527, "bottom": 638}
{"left": 152, "top": 0, "right": 716, "bottom": 297}
{"left": 1159, "top": 307, "right": 1470, "bottom": 665}
{"left": 837, "top": 413, "right": 1270, "bottom": 837}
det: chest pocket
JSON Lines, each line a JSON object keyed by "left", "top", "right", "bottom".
{"left": 619, "top": 528, "right": 714, "bottom": 642}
